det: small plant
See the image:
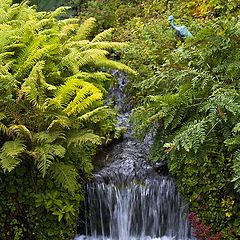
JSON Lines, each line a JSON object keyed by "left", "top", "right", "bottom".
{"left": 189, "top": 212, "right": 222, "bottom": 240}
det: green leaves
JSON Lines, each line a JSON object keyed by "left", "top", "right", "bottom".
{"left": 0, "top": 140, "right": 26, "bottom": 172}
{"left": 67, "top": 130, "right": 102, "bottom": 147}
{"left": 168, "top": 120, "right": 208, "bottom": 153}
{"left": 0, "top": 1, "right": 134, "bottom": 238}
{"left": 129, "top": 12, "right": 240, "bottom": 238}
{"left": 49, "top": 163, "right": 78, "bottom": 193}
{"left": 0, "top": 1, "right": 132, "bottom": 177}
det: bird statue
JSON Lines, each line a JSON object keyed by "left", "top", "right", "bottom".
{"left": 168, "top": 15, "right": 192, "bottom": 42}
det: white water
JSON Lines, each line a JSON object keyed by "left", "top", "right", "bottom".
{"left": 75, "top": 236, "right": 174, "bottom": 240}
{"left": 76, "top": 179, "right": 191, "bottom": 240}
{"left": 75, "top": 71, "right": 192, "bottom": 240}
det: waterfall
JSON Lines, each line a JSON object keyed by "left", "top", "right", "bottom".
{"left": 75, "top": 71, "right": 192, "bottom": 240}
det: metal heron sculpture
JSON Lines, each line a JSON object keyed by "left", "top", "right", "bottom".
{"left": 168, "top": 15, "right": 192, "bottom": 42}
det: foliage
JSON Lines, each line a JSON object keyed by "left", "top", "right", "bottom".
{"left": 9, "top": 0, "right": 240, "bottom": 238}
{"left": 129, "top": 6, "right": 240, "bottom": 240}
{"left": 0, "top": 1, "right": 133, "bottom": 239}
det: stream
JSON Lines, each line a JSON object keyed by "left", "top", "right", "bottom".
{"left": 75, "top": 71, "right": 192, "bottom": 240}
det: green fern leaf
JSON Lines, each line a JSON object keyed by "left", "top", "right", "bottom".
{"left": 67, "top": 130, "right": 102, "bottom": 147}
{"left": 81, "top": 41, "right": 127, "bottom": 51}
{"left": 0, "top": 140, "right": 26, "bottom": 172}
{"left": 63, "top": 84, "right": 102, "bottom": 116}
{"left": 94, "top": 58, "right": 137, "bottom": 75}
{"left": 9, "top": 124, "right": 32, "bottom": 142}
{"left": 49, "top": 6, "right": 71, "bottom": 19}
{"left": 49, "top": 162, "right": 78, "bottom": 193}
{"left": 232, "top": 150, "right": 240, "bottom": 192}
{"left": 34, "top": 144, "right": 54, "bottom": 177}
{"left": 92, "top": 28, "right": 114, "bottom": 42}
{"left": 33, "top": 131, "right": 65, "bottom": 144}
{"left": 173, "top": 120, "right": 207, "bottom": 153}
{"left": 69, "top": 17, "right": 96, "bottom": 42}
{"left": 47, "top": 116, "right": 71, "bottom": 131}
{"left": 0, "top": 113, "right": 9, "bottom": 136}
{"left": 78, "top": 106, "right": 116, "bottom": 123}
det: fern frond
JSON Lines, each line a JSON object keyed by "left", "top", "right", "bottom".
{"left": 0, "top": 0, "right": 12, "bottom": 9}
{"left": 0, "top": 140, "right": 26, "bottom": 172}
{"left": 19, "top": 61, "right": 56, "bottom": 109}
{"left": 64, "top": 40, "right": 90, "bottom": 49}
{"left": 49, "top": 6, "right": 71, "bottom": 19}
{"left": 94, "top": 58, "right": 137, "bottom": 75}
{"left": 50, "top": 145, "right": 66, "bottom": 158}
{"left": 73, "top": 71, "right": 112, "bottom": 83}
{"left": 59, "top": 23, "right": 79, "bottom": 41}
{"left": 0, "top": 52, "right": 14, "bottom": 61}
{"left": 50, "top": 78, "right": 103, "bottom": 115}
{"left": 50, "top": 78, "right": 88, "bottom": 107}
{"left": 172, "top": 120, "right": 208, "bottom": 153}
{"left": 33, "top": 131, "right": 65, "bottom": 144}
{"left": 80, "top": 41, "right": 127, "bottom": 51}
{"left": 63, "top": 83, "right": 102, "bottom": 116}
{"left": 201, "top": 88, "right": 240, "bottom": 116}
{"left": 225, "top": 136, "right": 240, "bottom": 146}
{"left": 35, "top": 18, "right": 55, "bottom": 31}
{"left": 67, "top": 130, "right": 102, "bottom": 147}
{"left": 78, "top": 106, "right": 116, "bottom": 123}
{"left": 232, "top": 150, "right": 240, "bottom": 192}
{"left": 15, "top": 43, "right": 58, "bottom": 79}
{"left": 0, "top": 122, "right": 9, "bottom": 136}
{"left": 47, "top": 116, "right": 71, "bottom": 131}
{"left": 58, "top": 18, "right": 79, "bottom": 27}
{"left": 0, "top": 113, "right": 10, "bottom": 136}
{"left": 61, "top": 49, "right": 109, "bottom": 72}
{"left": 233, "top": 123, "right": 240, "bottom": 133}
{"left": 34, "top": 144, "right": 54, "bottom": 177}
{"left": 69, "top": 17, "right": 96, "bottom": 42}
{"left": 9, "top": 124, "right": 32, "bottom": 142}
{"left": 49, "top": 162, "right": 78, "bottom": 193}
{"left": 14, "top": 35, "right": 47, "bottom": 73}
{"left": 92, "top": 28, "right": 114, "bottom": 42}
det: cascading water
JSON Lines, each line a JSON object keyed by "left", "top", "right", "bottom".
{"left": 75, "top": 71, "right": 192, "bottom": 240}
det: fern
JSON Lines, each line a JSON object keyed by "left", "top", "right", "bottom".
{"left": 15, "top": 43, "right": 58, "bottom": 79}
{"left": 63, "top": 90, "right": 102, "bottom": 116}
{"left": 49, "top": 162, "right": 78, "bottom": 193}
{"left": 68, "top": 17, "right": 96, "bottom": 42}
{"left": 78, "top": 106, "right": 116, "bottom": 124}
{"left": 34, "top": 144, "right": 54, "bottom": 177}
{"left": 33, "top": 131, "right": 65, "bottom": 144}
{"left": 92, "top": 28, "right": 114, "bottom": 42}
{"left": 0, "top": 140, "right": 26, "bottom": 172}
{"left": 50, "top": 78, "right": 103, "bottom": 116}
{"left": 168, "top": 120, "right": 208, "bottom": 153}
{"left": 232, "top": 151, "right": 240, "bottom": 192}
{"left": 34, "top": 143, "right": 66, "bottom": 177}
{"left": 9, "top": 124, "right": 32, "bottom": 142}
{"left": 80, "top": 41, "right": 127, "bottom": 51}
{"left": 49, "top": 6, "right": 71, "bottom": 19}
{"left": 67, "top": 130, "right": 102, "bottom": 147}
{"left": 19, "top": 61, "right": 56, "bottom": 109}
{"left": 47, "top": 115, "right": 71, "bottom": 131}
{"left": 0, "top": 1, "right": 133, "bottom": 204}
{"left": 94, "top": 58, "right": 137, "bottom": 75}
{"left": 61, "top": 49, "right": 109, "bottom": 73}
{"left": 0, "top": 113, "right": 9, "bottom": 136}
